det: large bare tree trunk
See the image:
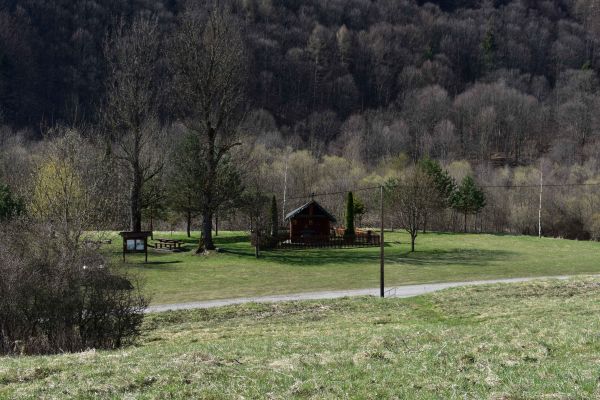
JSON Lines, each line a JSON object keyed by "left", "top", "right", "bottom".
{"left": 200, "top": 129, "right": 217, "bottom": 251}
{"left": 255, "top": 229, "right": 260, "bottom": 258}
{"left": 186, "top": 211, "right": 191, "bottom": 238}
{"left": 214, "top": 213, "right": 219, "bottom": 237}
{"left": 149, "top": 207, "right": 154, "bottom": 239}
{"left": 200, "top": 208, "right": 215, "bottom": 251}
{"left": 130, "top": 169, "right": 143, "bottom": 232}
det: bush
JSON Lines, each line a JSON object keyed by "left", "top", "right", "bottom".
{"left": 0, "top": 219, "right": 148, "bottom": 355}
{"left": 0, "top": 183, "right": 24, "bottom": 221}
{"left": 250, "top": 231, "right": 288, "bottom": 249}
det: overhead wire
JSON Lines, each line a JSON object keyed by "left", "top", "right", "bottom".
{"left": 286, "top": 182, "right": 600, "bottom": 201}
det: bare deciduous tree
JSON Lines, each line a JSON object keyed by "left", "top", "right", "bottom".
{"left": 385, "top": 168, "right": 438, "bottom": 252}
{"left": 171, "top": 5, "right": 248, "bottom": 251}
{"left": 104, "top": 16, "right": 164, "bottom": 233}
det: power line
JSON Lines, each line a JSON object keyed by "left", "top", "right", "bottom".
{"left": 287, "top": 185, "right": 382, "bottom": 201}
{"left": 481, "top": 183, "right": 600, "bottom": 188}
{"left": 287, "top": 182, "right": 600, "bottom": 202}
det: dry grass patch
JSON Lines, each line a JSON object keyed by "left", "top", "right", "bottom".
{"left": 2, "top": 278, "right": 600, "bottom": 398}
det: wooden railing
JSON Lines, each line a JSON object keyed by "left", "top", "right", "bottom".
{"left": 277, "top": 233, "right": 380, "bottom": 250}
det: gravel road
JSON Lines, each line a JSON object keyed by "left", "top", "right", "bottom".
{"left": 146, "top": 274, "right": 582, "bottom": 313}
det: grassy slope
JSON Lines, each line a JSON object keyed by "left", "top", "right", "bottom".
{"left": 107, "top": 231, "right": 600, "bottom": 304}
{"left": 2, "top": 278, "right": 600, "bottom": 399}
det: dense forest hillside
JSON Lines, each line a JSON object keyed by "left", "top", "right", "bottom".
{"left": 1, "top": 0, "right": 599, "bottom": 165}
{"left": 2, "top": 0, "right": 600, "bottom": 239}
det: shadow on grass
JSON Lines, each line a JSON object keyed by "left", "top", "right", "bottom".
{"left": 154, "top": 234, "right": 249, "bottom": 247}
{"left": 220, "top": 242, "right": 390, "bottom": 257}
{"left": 223, "top": 246, "right": 517, "bottom": 268}
{"left": 126, "top": 260, "right": 182, "bottom": 270}
{"left": 177, "top": 237, "right": 199, "bottom": 245}
{"left": 214, "top": 234, "right": 250, "bottom": 245}
{"left": 146, "top": 260, "right": 181, "bottom": 265}
{"left": 390, "top": 248, "right": 517, "bottom": 267}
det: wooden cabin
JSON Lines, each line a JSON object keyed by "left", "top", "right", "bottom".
{"left": 284, "top": 200, "right": 337, "bottom": 243}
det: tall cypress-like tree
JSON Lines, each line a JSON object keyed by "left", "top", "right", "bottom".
{"left": 270, "top": 195, "right": 278, "bottom": 237}
{"left": 345, "top": 191, "right": 355, "bottom": 238}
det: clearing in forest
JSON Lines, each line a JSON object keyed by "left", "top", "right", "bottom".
{"left": 102, "top": 230, "right": 600, "bottom": 304}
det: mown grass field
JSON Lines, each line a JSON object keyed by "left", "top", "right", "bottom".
{"left": 104, "top": 230, "right": 600, "bottom": 305}
{"left": 2, "top": 278, "right": 600, "bottom": 399}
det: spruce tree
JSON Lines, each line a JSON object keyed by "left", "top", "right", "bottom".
{"left": 345, "top": 191, "right": 355, "bottom": 239}
{"left": 419, "top": 158, "right": 456, "bottom": 207}
{"left": 451, "top": 176, "right": 486, "bottom": 232}
{"left": 418, "top": 158, "right": 456, "bottom": 233}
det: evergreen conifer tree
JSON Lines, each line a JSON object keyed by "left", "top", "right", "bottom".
{"left": 419, "top": 158, "right": 456, "bottom": 206}
{"left": 451, "top": 176, "right": 486, "bottom": 232}
{"left": 0, "top": 183, "right": 23, "bottom": 221}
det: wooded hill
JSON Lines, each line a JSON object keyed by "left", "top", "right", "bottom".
{"left": 1, "top": 0, "right": 599, "bottom": 166}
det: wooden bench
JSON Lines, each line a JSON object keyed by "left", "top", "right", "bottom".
{"left": 154, "top": 238, "right": 184, "bottom": 251}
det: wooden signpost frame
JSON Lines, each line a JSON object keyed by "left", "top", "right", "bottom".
{"left": 119, "top": 231, "right": 152, "bottom": 263}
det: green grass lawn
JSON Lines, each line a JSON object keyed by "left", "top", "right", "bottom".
{"left": 3, "top": 278, "right": 600, "bottom": 399}
{"left": 106, "top": 232, "right": 600, "bottom": 304}
{"left": 104, "top": 231, "right": 600, "bottom": 305}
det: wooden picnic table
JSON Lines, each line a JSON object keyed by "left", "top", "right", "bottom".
{"left": 154, "top": 238, "right": 184, "bottom": 250}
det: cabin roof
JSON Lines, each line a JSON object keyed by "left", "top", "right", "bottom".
{"left": 285, "top": 200, "right": 337, "bottom": 222}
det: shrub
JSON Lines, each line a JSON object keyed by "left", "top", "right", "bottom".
{"left": 0, "top": 183, "right": 24, "bottom": 221}
{"left": 0, "top": 219, "right": 148, "bottom": 355}
{"left": 250, "top": 231, "right": 288, "bottom": 249}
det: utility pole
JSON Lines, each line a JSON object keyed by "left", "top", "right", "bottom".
{"left": 282, "top": 150, "right": 290, "bottom": 220}
{"left": 380, "top": 185, "right": 385, "bottom": 298}
{"left": 538, "top": 160, "right": 543, "bottom": 238}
